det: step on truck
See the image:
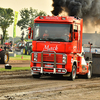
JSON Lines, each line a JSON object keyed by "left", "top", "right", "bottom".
{"left": 28, "top": 16, "right": 93, "bottom": 80}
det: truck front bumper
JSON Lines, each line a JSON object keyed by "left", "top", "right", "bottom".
{"left": 31, "top": 67, "right": 67, "bottom": 75}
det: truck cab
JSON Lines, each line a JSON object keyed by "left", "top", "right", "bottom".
{"left": 28, "top": 16, "right": 92, "bottom": 80}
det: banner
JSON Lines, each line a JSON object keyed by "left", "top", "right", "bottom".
{"left": 13, "top": 11, "right": 18, "bottom": 38}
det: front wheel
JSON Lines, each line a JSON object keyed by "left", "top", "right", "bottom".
{"left": 85, "top": 64, "right": 92, "bottom": 79}
{"left": 69, "top": 65, "right": 76, "bottom": 81}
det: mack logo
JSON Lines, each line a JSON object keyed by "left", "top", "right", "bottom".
{"left": 43, "top": 45, "right": 58, "bottom": 51}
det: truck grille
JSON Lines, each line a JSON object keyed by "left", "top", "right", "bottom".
{"left": 43, "top": 54, "right": 54, "bottom": 62}
{"left": 32, "top": 52, "right": 65, "bottom": 64}
{"left": 43, "top": 54, "right": 62, "bottom": 63}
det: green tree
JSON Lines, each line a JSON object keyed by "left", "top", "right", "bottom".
{"left": 0, "top": 7, "right": 14, "bottom": 44}
{"left": 5, "top": 32, "right": 9, "bottom": 41}
{"left": 17, "top": 7, "right": 47, "bottom": 30}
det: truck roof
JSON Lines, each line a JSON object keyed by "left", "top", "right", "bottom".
{"left": 34, "top": 16, "right": 82, "bottom": 24}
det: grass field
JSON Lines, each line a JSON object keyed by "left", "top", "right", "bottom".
{"left": 0, "top": 55, "right": 31, "bottom": 72}
{"left": 10, "top": 55, "right": 31, "bottom": 60}
{"left": 0, "top": 67, "right": 31, "bottom": 72}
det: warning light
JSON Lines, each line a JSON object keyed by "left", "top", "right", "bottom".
{"left": 40, "top": 16, "right": 44, "bottom": 19}
{"left": 61, "top": 17, "right": 66, "bottom": 20}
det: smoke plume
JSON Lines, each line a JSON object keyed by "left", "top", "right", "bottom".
{"left": 52, "top": 0, "right": 100, "bottom": 25}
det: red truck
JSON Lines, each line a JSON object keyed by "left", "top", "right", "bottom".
{"left": 28, "top": 16, "right": 93, "bottom": 80}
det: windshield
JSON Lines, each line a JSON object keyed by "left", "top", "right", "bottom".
{"left": 33, "top": 23, "right": 72, "bottom": 42}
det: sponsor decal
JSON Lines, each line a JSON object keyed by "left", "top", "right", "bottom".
{"left": 73, "top": 46, "right": 77, "bottom": 50}
{"left": 43, "top": 45, "right": 58, "bottom": 51}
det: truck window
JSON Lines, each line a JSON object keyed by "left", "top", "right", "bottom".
{"left": 74, "top": 25, "right": 78, "bottom": 32}
{"left": 33, "top": 23, "right": 72, "bottom": 42}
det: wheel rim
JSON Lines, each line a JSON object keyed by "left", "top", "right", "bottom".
{"left": 27, "top": 51, "right": 29, "bottom": 55}
{"left": 5, "top": 54, "right": 8, "bottom": 63}
{"left": 23, "top": 49, "right": 25, "bottom": 54}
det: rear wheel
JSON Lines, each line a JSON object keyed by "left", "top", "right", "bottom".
{"left": 85, "top": 64, "right": 92, "bottom": 79}
{"left": 0, "top": 50, "right": 9, "bottom": 64}
{"left": 69, "top": 65, "right": 76, "bottom": 81}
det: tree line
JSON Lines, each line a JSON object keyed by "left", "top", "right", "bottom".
{"left": 0, "top": 7, "right": 47, "bottom": 44}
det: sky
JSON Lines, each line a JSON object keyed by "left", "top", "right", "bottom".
{"left": 0, "top": 0, "right": 53, "bottom": 37}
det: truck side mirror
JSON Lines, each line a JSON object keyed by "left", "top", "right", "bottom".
{"left": 74, "top": 32, "right": 78, "bottom": 40}
{"left": 28, "top": 27, "right": 31, "bottom": 39}
{"left": 28, "top": 27, "right": 33, "bottom": 39}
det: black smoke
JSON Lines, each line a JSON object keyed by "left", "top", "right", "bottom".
{"left": 52, "top": 0, "right": 100, "bottom": 25}
{"left": 51, "top": 0, "right": 64, "bottom": 16}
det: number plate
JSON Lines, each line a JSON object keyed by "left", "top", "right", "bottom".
{"left": 45, "top": 65, "right": 53, "bottom": 67}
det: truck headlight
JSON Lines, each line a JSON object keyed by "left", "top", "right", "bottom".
{"left": 34, "top": 53, "right": 37, "bottom": 61}
{"left": 62, "top": 55, "right": 67, "bottom": 64}
{"left": 33, "top": 67, "right": 36, "bottom": 70}
{"left": 58, "top": 69, "right": 61, "bottom": 72}
{"left": 62, "top": 60, "right": 66, "bottom": 63}
{"left": 62, "top": 69, "right": 66, "bottom": 73}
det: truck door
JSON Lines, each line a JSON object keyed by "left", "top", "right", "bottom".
{"left": 73, "top": 24, "right": 81, "bottom": 53}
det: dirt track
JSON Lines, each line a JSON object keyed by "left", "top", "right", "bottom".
{"left": 0, "top": 60, "right": 100, "bottom": 100}
{"left": 0, "top": 60, "right": 30, "bottom": 68}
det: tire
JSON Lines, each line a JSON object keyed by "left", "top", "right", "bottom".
{"left": 32, "top": 74, "right": 41, "bottom": 78}
{"left": 0, "top": 50, "right": 9, "bottom": 64}
{"left": 69, "top": 65, "right": 76, "bottom": 81}
{"left": 85, "top": 64, "right": 92, "bottom": 79}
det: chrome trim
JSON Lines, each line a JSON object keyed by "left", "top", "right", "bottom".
{"left": 31, "top": 51, "right": 67, "bottom": 55}
{"left": 31, "top": 51, "right": 67, "bottom": 74}
{"left": 31, "top": 61, "right": 66, "bottom": 65}
{"left": 31, "top": 66, "right": 67, "bottom": 74}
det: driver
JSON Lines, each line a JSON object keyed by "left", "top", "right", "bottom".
{"left": 43, "top": 30, "right": 49, "bottom": 39}
{"left": 62, "top": 29, "right": 71, "bottom": 41}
